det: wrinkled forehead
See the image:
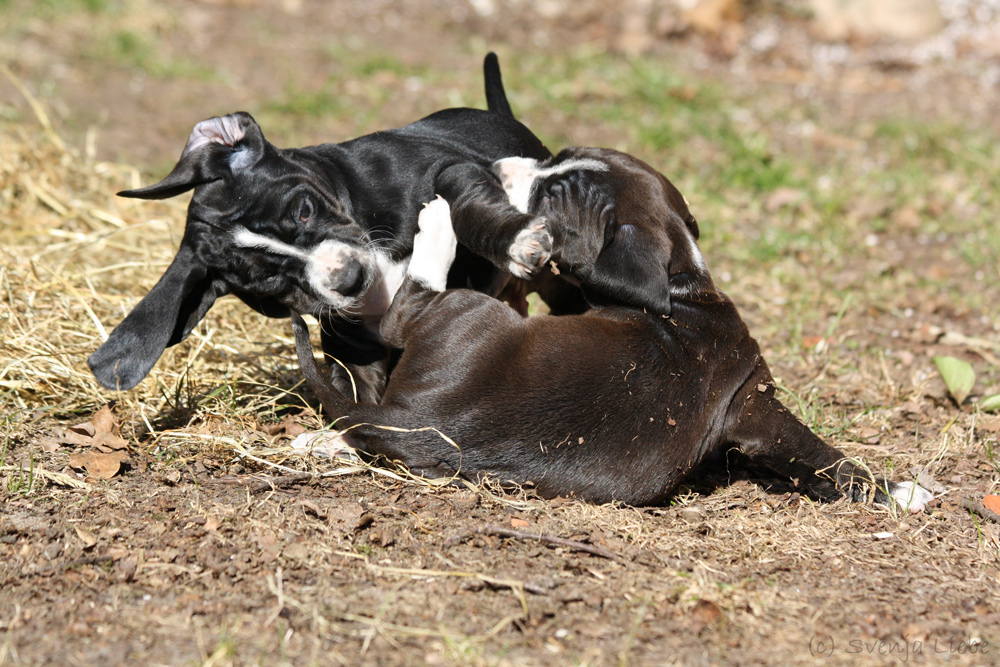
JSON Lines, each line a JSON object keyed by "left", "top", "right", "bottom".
{"left": 189, "top": 150, "right": 341, "bottom": 219}
{"left": 552, "top": 148, "right": 692, "bottom": 217}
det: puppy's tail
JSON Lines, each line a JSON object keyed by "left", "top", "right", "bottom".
{"left": 289, "top": 311, "right": 354, "bottom": 419}
{"left": 484, "top": 52, "right": 514, "bottom": 118}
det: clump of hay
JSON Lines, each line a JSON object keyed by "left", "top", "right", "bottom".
{"left": 0, "top": 73, "right": 307, "bottom": 450}
{"left": 0, "top": 91, "right": 525, "bottom": 497}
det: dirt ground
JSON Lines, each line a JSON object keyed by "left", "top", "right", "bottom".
{"left": 2, "top": 1, "right": 1000, "bottom": 665}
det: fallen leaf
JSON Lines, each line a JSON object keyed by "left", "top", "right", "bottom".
{"left": 68, "top": 450, "right": 128, "bottom": 479}
{"left": 510, "top": 518, "right": 531, "bottom": 528}
{"left": 94, "top": 432, "right": 128, "bottom": 452}
{"left": 690, "top": 599, "right": 722, "bottom": 625}
{"left": 685, "top": 0, "right": 743, "bottom": 35}
{"left": 932, "top": 355, "right": 975, "bottom": 405}
{"left": 298, "top": 499, "right": 325, "bottom": 519}
{"left": 261, "top": 414, "right": 308, "bottom": 439}
{"left": 55, "top": 403, "right": 129, "bottom": 451}
{"left": 116, "top": 557, "right": 137, "bottom": 582}
{"left": 91, "top": 403, "right": 128, "bottom": 451}
{"left": 74, "top": 526, "right": 98, "bottom": 549}
{"left": 984, "top": 495, "right": 1000, "bottom": 515}
{"left": 54, "top": 428, "right": 96, "bottom": 447}
{"left": 67, "top": 422, "right": 96, "bottom": 438}
{"left": 283, "top": 541, "right": 310, "bottom": 562}
{"left": 36, "top": 435, "right": 61, "bottom": 453}
{"left": 91, "top": 404, "right": 116, "bottom": 435}
{"left": 253, "top": 533, "right": 280, "bottom": 564}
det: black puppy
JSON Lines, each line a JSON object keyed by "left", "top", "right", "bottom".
{"left": 290, "top": 148, "right": 932, "bottom": 510}
{"left": 88, "top": 54, "right": 566, "bottom": 402}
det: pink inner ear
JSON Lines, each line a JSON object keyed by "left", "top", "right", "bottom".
{"left": 182, "top": 115, "right": 246, "bottom": 156}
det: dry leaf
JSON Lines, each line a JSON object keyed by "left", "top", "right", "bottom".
{"left": 984, "top": 495, "right": 1000, "bottom": 515}
{"left": 68, "top": 450, "right": 128, "bottom": 479}
{"left": 67, "top": 422, "right": 96, "bottom": 438}
{"left": 74, "top": 526, "right": 98, "bottom": 549}
{"left": 37, "top": 435, "right": 62, "bottom": 453}
{"left": 94, "top": 432, "right": 128, "bottom": 452}
{"left": 91, "top": 404, "right": 115, "bottom": 434}
{"left": 691, "top": 599, "right": 722, "bottom": 624}
{"left": 261, "top": 414, "right": 308, "bottom": 439}
{"left": 116, "top": 557, "right": 138, "bottom": 583}
{"left": 510, "top": 518, "right": 531, "bottom": 528}
{"left": 54, "top": 428, "right": 96, "bottom": 447}
{"left": 92, "top": 403, "right": 128, "bottom": 451}
{"left": 55, "top": 402, "right": 129, "bottom": 451}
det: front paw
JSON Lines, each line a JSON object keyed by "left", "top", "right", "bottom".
{"left": 408, "top": 196, "right": 457, "bottom": 292}
{"left": 507, "top": 218, "right": 552, "bottom": 280}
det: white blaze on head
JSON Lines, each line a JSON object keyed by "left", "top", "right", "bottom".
{"left": 232, "top": 227, "right": 373, "bottom": 309}
{"left": 232, "top": 228, "right": 308, "bottom": 260}
{"left": 494, "top": 156, "right": 610, "bottom": 212}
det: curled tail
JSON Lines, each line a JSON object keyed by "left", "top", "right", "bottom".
{"left": 290, "top": 311, "right": 353, "bottom": 419}
{"left": 483, "top": 52, "right": 514, "bottom": 118}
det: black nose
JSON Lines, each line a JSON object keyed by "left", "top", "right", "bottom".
{"left": 328, "top": 260, "right": 364, "bottom": 296}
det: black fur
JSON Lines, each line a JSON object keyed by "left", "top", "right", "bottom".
{"left": 292, "top": 148, "right": 918, "bottom": 507}
{"left": 88, "top": 54, "right": 564, "bottom": 398}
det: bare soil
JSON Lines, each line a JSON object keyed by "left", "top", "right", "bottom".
{"left": 2, "top": 1, "right": 999, "bottom": 665}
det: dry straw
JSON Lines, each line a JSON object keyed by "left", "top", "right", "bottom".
{"left": 0, "top": 83, "right": 547, "bottom": 505}
{"left": 0, "top": 66, "right": 936, "bottom": 517}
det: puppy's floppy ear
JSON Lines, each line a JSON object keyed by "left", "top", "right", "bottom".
{"left": 585, "top": 223, "right": 673, "bottom": 316}
{"left": 88, "top": 244, "right": 228, "bottom": 390}
{"left": 118, "top": 112, "right": 268, "bottom": 200}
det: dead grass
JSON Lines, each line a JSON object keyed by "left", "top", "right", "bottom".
{"left": 2, "top": 70, "right": 1000, "bottom": 667}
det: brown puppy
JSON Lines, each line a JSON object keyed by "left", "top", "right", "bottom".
{"left": 291, "top": 148, "right": 931, "bottom": 510}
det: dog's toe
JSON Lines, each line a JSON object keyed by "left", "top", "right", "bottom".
{"left": 889, "top": 481, "right": 934, "bottom": 513}
{"left": 507, "top": 218, "right": 552, "bottom": 279}
{"left": 289, "top": 431, "right": 360, "bottom": 461}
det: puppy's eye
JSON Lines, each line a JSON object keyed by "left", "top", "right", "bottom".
{"left": 297, "top": 198, "right": 314, "bottom": 223}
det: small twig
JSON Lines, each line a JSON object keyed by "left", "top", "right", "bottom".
{"left": 445, "top": 523, "right": 621, "bottom": 561}
{"left": 209, "top": 473, "right": 316, "bottom": 494}
{"left": 962, "top": 498, "right": 1000, "bottom": 524}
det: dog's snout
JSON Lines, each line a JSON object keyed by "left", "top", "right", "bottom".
{"left": 328, "top": 259, "right": 364, "bottom": 296}
{"left": 305, "top": 240, "right": 370, "bottom": 306}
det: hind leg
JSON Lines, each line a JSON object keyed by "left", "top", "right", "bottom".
{"left": 725, "top": 364, "right": 932, "bottom": 512}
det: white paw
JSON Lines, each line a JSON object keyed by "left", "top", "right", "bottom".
{"left": 890, "top": 481, "right": 933, "bottom": 513}
{"left": 507, "top": 219, "right": 552, "bottom": 280}
{"left": 408, "top": 196, "right": 457, "bottom": 292}
{"left": 289, "top": 431, "right": 360, "bottom": 461}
